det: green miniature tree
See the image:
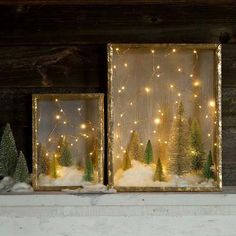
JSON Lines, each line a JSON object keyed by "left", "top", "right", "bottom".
{"left": 153, "top": 158, "right": 164, "bottom": 182}
{"left": 14, "top": 151, "right": 30, "bottom": 183}
{"left": 168, "top": 101, "right": 191, "bottom": 176}
{"left": 190, "top": 119, "right": 205, "bottom": 172}
{"left": 123, "top": 150, "right": 131, "bottom": 170}
{"left": 203, "top": 150, "right": 214, "bottom": 180}
{"left": 127, "top": 131, "right": 144, "bottom": 162}
{"left": 58, "top": 137, "right": 73, "bottom": 167}
{"left": 37, "top": 143, "right": 50, "bottom": 175}
{"left": 83, "top": 156, "right": 94, "bottom": 182}
{"left": 144, "top": 140, "right": 153, "bottom": 164}
{"left": 0, "top": 123, "right": 18, "bottom": 177}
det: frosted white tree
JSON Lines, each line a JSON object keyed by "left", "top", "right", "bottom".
{"left": 167, "top": 101, "right": 191, "bottom": 176}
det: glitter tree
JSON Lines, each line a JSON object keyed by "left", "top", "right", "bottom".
{"left": 144, "top": 140, "right": 153, "bottom": 164}
{"left": 168, "top": 101, "right": 191, "bottom": 176}
{"left": 153, "top": 158, "right": 164, "bottom": 182}
{"left": 123, "top": 150, "right": 131, "bottom": 170}
{"left": 14, "top": 151, "right": 30, "bottom": 183}
{"left": 83, "top": 156, "right": 94, "bottom": 182}
{"left": 0, "top": 123, "right": 18, "bottom": 177}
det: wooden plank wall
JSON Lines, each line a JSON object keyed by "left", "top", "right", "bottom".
{"left": 0, "top": 3, "right": 235, "bottom": 185}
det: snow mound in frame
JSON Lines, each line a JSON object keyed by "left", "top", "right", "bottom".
{"left": 39, "top": 166, "right": 85, "bottom": 186}
{"left": 115, "top": 160, "right": 216, "bottom": 188}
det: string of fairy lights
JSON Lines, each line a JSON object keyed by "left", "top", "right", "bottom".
{"left": 37, "top": 98, "right": 98, "bottom": 158}
{"left": 112, "top": 46, "right": 218, "bottom": 160}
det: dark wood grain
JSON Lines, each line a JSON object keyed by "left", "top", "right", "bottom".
{"left": 0, "top": 5, "right": 236, "bottom": 45}
{"left": 0, "top": 46, "right": 106, "bottom": 87}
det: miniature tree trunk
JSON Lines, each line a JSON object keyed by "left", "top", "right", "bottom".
{"left": 153, "top": 158, "right": 164, "bottom": 182}
{"left": 203, "top": 150, "right": 214, "bottom": 180}
{"left": 83, "top": 156, "right": 94, "bottom": 182}
{"left": 14, "top": 151, "right": 30, "bottom": 183}
{"left": 190, "top": 119, "right": 205, "bottom": 172}
{"left": 0, "top": 123, "right": 18, "bottom": 177}
{"left": 144, "top": 140, "right": 153, "bottom": 164}
{"left": 123, "top": 150, "right": 131, "bottom": 170}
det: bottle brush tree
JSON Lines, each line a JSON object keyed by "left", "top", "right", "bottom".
{"left": 14, "top": 151, "right": 30, "bottom": 183}
{"left": 50, "top": 154, "right": 58, "bottom": 178}
{"left": 58, "top": 137, "right": 73, "bottom": 167}
{"left": 190, "top": 119, "right": 205, "bottom": 172}
{"left": 144, "top": 140, "right": 153, "bottom": 164}
{"left": 203, "top": 150, "right": 214, "bottom": 180}
{"left": 127, "top": 131, "right": 144, "bottom": 162}
{"left": 168, "top": 101, "right": 191, "bottom": 176}
{"left": 83, "top": 156, "right": 94, "bottom": 182}
{"left": 153, "top": 158, "right": 164, "bottom": 182}
{"left": 0, "top": 123, "right": 18, "bottom": 177}
{"left": 123, "top": 150, "right": 131, "bottom": 170}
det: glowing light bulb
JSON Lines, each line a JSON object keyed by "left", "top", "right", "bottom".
{"left": 158, "top": 139, "right": 161, "bottom": 142}
{"left": 56, "top": 115, "right": 60, "bottom": 120}
{"left": 60, "top": 109, "right": 63, "bottom": 113}
{"left": 157, "top": 74, "right": 160, "bottom": 78}
{"left": 77, "top": 107, "right": 81, "bottom": 111}
{"left": 174, "top": 116, "right": 177, "bottom": 119}
{"left": 115, "top": 47, "right": 119, "bottom": 51}
{"left": 75, "top": 139, "right": 78, "bottom": 142}
{"left": 172, "top": 48, "right": 176, "bottom": 53}
{"left": 57, "top": 145, "right": 60, "bottom": 149}
{"left": 120, "top": 113, "right": 124, "bottom": 118}
{"left": 164, "top": 141, "right": 168, "bottom": 144}
{"left": 116, "top": 134, "right": 119, "bottom": 138}
{"left": 113, "top": 65, "right": 116, "bottom": 69}
{"left": 46, "top": 153, "right": 49, "bottom": 157}
{"left": 61, "top": 135, "right": 64, "bottom": 138}
{"left": 140, "top": 142, "right": 143, "bottom": 146}
{"left": 193, "top": 81, "right": 200, "bottom": 87}
{"left": 36, "top": 142, "right": 39, "bottom": 146}
{"left": 48, "top": 138, "right": 52, "bottom": 142}
{"left": 178, "top": 68, "right": 182, "bottom": 72}
{"left": 189, "top": 74, "right": 193, "bottom": 78}
{"left": 80, "top": 124, "right": 86, "bottom": 129}
{"left": 156, "top": 65, "right": 160, "bottom": 69}
{"left": 178, "top": 93, "right": 181, "bottom": 97}
{"left": 124, "top": 63, "right": 128, "bottom": 67}
{"left": 89, "top": 152, "right": 93, "bottom": 156}
{"left": 158, "top": 109, "right": 161, "bottom": 113}
{"left": 209, "top": 100, "right": 215, "bottom": 107}
{"left": 214, "top": 143, "right": 217, "bottom": 146}
{"left": 92, "top": 128, "right": 95, "bottom": 131}
{"left": 145, "top": 87, "right": 150, "bottom": 93}
{"left": 130, "top": 130, "right": 133, "bottom": 133}
{"left": 55, "top": 98, "right": 58, "bottom": 102}
{"left": 194, "top": 94, "right": 198, "bottom": 98}
{"left": 170, "top": 84, "right": 174, "bottom": 88}
{"left": 199, "top": 105, "right": 202, "bottom": 109}
{"left": 38, "top": 118, "right": 41, "bottom": 122}
{"left": 153, "top": 130, "right": 156, "bottom": 134}
{"left": 193, "top": 50, "right": 197, "bottom": 54}
{"left": 151, "top": 49, "right": 155, "bottom": 54}
{"left": 208, "top": 133, "right": 211, "bottom": 137}
{"left": 175, "top": 101, "right": 178, "bottom": 104}
{"left": 116, "top": 155, "right": 120, "bottom": 159}
{"left": 161, "top": 113, "right": 164, "bottom": 116}
{"left": 154, "top": 118, "right": 161, "bottom": 125}
{"left": 121, "top": 86, "right": 125, "bottom": 90}
{"left": 71, "top": 143, "right": 73, "bottom": 146}
{"left": 118, "top": 89, "right": 122, "bottom": 93}
{"left": 117, "top": 123, "right": 121, "bottom": 127}
{"left": 134, "top": 121, "right": 138, "bottom": 125}
{"left": 205, "top": 115, "right": 209, "bottom": 119}
{"left": 63, "top": 121, "right": 67, "bottom": 125}
{"left": 129, "top": 102, "right": 133, "bottom": 106}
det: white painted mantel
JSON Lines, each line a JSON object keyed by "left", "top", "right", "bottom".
{"left": 1, "top": 188, "right": 236, "bottom": 236}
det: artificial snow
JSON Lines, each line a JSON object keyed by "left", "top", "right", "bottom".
{"left": 11, "top": 182, "right": 33, "bottom": 193}
{"left": 38, "top": 166, "right": 98, "bottom": 187}
{"left": 115, "top": 160, "right": 216, "bottom": 188}
{"left": 0, "top": 176, "right": 14, "bottom": 193}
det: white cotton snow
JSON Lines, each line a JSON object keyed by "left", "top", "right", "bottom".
{"left": 115, "top": 160, "right": 216, "bottom": 188}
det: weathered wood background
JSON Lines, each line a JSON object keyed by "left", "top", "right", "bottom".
{"left": 0, "top": 3, "right": 235, "bottom": 185}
